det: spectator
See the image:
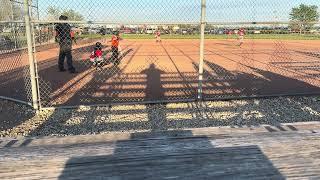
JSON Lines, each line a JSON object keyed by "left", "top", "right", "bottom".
{"left": 55, "top": 15, "right": 76, "bottom": 73}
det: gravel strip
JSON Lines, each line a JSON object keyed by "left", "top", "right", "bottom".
{"left": 1, "top": 96, "right": 320, "bottom": 138}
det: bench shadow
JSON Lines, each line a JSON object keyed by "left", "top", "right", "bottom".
{"left": 58, "top": 130, "right": 285, "bottom": 180}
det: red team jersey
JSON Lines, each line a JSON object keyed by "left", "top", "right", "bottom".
{"left": 238, "top": 29, "right": 245, "bottom": 36}
{"left": 156, "top": 31, "right": 161, "bottom": 36}
{"left": 90, "top": 49, "right": 103, "bottom": 59}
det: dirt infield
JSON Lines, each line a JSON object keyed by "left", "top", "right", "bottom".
{"left": 1, "top": 38, "right": 320, "bottom": 107}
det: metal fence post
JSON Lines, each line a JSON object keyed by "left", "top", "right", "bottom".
{"left": 10, "top": 0, "right": 18, "bottom": 49}
{"left": 198, "top": 0, "right": 206, "bottom": 100}
{"left": 23, "top": 0, "right": 39, "bottom": 110}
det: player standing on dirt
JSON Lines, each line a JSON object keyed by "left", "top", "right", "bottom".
{"left": 108, "top": 31, "right": 122, "bottom": 65}
{"left": 227, "top": 29, "right": 232, "bottom": 40}
{"left": 155, "top": 30, "right": 161, "bottom": 43}
{"left": 238, "top": 28, "right": 245, "bottom": 47}
{"left": 55, "top": 15, "right": 76, "bottom": 73}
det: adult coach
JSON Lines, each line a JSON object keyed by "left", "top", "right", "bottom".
{"left": 55, "top": 15, "right": 76, "bottom": 73}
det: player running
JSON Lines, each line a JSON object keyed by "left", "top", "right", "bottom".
{"left": 155, "top": 30, "right": 161, "bottom": 43}
{"left": 238, "top": 28, "right": 245, "bottom": 47}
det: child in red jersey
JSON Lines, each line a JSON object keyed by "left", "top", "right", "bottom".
{"left": 155, "top": 30, "right": 161, "bottom": 42}
{"left": 238, "top": 28, "right": 245, "bottom": 46}
{"left": 90, "top": 42, "right": 105, "bottom": 69}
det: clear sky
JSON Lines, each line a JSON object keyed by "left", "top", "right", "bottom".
{"left": 36, "top": 0, "right": 320, "bottom": 23}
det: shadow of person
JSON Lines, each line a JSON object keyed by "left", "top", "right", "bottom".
{"left": 141, "top": 63, "right": 168, "bottom": 131}
{"left": 141, "top": 63, "right": 165, "bottom": 101}
{"left": 58, "top": 130, "right": 285, "bottom": 180}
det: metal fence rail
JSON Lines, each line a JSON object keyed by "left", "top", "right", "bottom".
{"left": 1, "top": 0, "right": 320, "bottom": 109}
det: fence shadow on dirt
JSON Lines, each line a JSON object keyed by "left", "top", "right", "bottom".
{"left": 2, "top": 41, "right": 320, "bottom": 107}
{"left": 49, "top": 55, "right": 320, "bottom": 107}
{"left": 28, "top": 58, "right": 320, "bottom": 136}
{"left": 2, "top": 43, "right": 320, "bottom": 135}
{"left": 270, "top": 51, "right": 320, "bottom": 78}
{"left": 0, "top": 42, "right": 134, "bottom": 105}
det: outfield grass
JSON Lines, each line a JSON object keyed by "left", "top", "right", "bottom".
{"left": 243, "top": 34, "right": 320, "bottom": 40}
{"left": 79, "top": 33, "right": 320, "bottom": 40}
{"left": 3, "top": 32, "right": 319, "bottom": 42}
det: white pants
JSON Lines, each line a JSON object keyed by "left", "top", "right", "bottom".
{"left": 239, "top": 36, "right": 244, "bottom": 43}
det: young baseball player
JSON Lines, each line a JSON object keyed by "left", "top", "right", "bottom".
{"left": 238, "top": 28, "right": 245, "bottom": 46}
{"left": 108, "top": 31, "right": 122, "bottom": 65}
{"left": 227, "top": 29, "right": 232, "bottom": 40}
{"left": 155, "top": 30, "right": 161, "bottom": 42}
{"left": 89, "top": 42, "right": 105, "bottom": 69}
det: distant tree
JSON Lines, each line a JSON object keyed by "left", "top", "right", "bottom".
{"left": 62, "top": 9, "right": 84, "bottom": 21}
{"left": 47, "top": 6, "right": 61, "bottom": 21}
{"left": 47, "top": 6, "right": 84, "bottom": 21}
{"left": 289, "top": 4, "right": 319, "bottom": 34}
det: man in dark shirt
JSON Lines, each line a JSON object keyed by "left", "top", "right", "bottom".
{"left": 55, "top": 15, "right": 76, "bottom": 73}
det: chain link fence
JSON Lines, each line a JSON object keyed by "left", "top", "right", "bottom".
{"left": 31, "top": 0, "right": 202, "bottom": 108}
{"left": 203, "top": 0, "right": 320, "bottom": 100}
{"left": 1, "top": 0, "right": 320, "bottom": 109}
{"left": 0, "top": 0, "right": 33, "bottom": 105}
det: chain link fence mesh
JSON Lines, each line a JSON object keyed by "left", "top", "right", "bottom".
{"left": 1, "top": 0, "right": 320, "bottom": 108}
{"left": 203, "top": 0, "right": 320, "bottom": 100}
{"left": 32, "top": 0, "right": 201, "bottom": 107}
{"left": 0, "top": 0, "right": 33, "bottom": 104}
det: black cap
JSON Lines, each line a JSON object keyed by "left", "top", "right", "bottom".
{"left": 95, "top": 42, "right": 102, "bottom": 50}
{"left": 96, "top": 42, "right": 102, "bottom": 47}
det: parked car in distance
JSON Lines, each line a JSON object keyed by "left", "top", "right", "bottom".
{"left": 146, "top": 28, "right": 156, "bottom": 34}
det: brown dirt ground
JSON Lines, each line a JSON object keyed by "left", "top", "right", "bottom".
{"left": 1, "top": 39, "right": 320, "bottom": 107}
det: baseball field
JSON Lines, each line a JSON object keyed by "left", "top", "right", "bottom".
{"left": 1, "top": 36, "right": 320, "bottom": 107}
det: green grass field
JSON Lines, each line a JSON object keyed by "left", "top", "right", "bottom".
{"left": 79, "top": 33, "right": 320, "bottom": 40}
{"left": 1, "top": 33, "right": 319, "bottom": 51}
{"left": 2, "top": 32, "right": 319, "bottom": 42}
